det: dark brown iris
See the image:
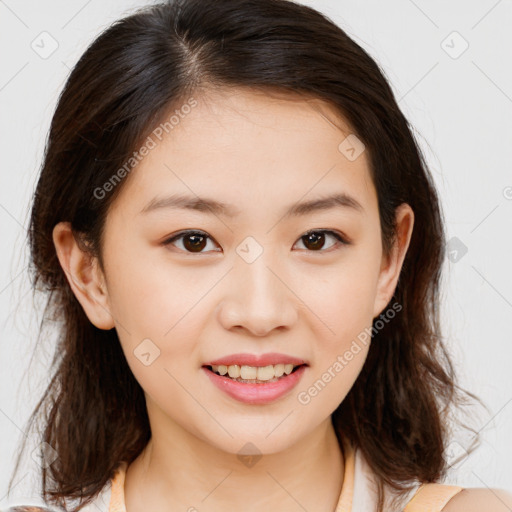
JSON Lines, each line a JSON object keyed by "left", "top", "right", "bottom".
{"left": 183, "top": 233, "right": 207, "bottom": 252}
{"left": 301, "top": 231, "right": 326, "bottom": 251}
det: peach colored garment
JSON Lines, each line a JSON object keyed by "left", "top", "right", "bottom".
{"left": 403, "top": 483, "right": 464, "bottom": 512}
{"left": 106, "top": 436, "right": 463, "bottom": 512}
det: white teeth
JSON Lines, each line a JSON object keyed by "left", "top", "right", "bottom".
{"left": 227, "top": 365, "right": 240, "bottom": 378}
{"left": 210, "top": 363, "right": 298, "bottom": 380}
{"left": 274, "top": 363, "right": 285, "bottom": 377}
{"left": 256, "top": 365, "right": 274, "bottom": 381}
{"left": 241, "top": 365, "right": 258, "bottom": 379}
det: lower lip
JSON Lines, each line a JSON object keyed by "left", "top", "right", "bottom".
{"left": 202, "top": 365, "right": 307, "bottom": 405}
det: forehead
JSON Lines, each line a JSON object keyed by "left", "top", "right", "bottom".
{"left": 110, "top": 87, "right": 376, "bottom": 219}
{"left": 163, "top": 87, "right": 358, "bottom": 156}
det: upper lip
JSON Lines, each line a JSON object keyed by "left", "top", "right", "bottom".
{"left": 203, "top": 352, "right": 308, "bottom": 367}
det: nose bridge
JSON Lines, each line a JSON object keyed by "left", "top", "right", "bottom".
{"left": 220, "top": 235, "right": 297, "bottom": 334}
{"left": 235, "top": 237, "right": 284, "bottom": 305}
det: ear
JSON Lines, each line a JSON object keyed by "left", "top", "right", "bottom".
{"left": 52, "top": 222, "right": 115, "bottom": 330}
{"left": 372, "top": 203, "right": 414, "bottom": 318}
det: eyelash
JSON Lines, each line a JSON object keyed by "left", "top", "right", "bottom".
{"left": 162, "top": 229, "right": 350, "bottom": 254}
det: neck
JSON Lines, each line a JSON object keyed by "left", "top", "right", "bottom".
{"left": 124, "top": 414, "right": 345, "bottom": 512}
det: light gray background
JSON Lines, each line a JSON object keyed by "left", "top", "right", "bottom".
{"left": 1, "top": 0, "right": 511, "bottom": 506}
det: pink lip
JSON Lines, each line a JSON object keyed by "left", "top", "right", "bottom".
{"left": 203, "top": 352, "right": 308, "bottom": 367}
{"left": 202, "top": 365, "right": 307, "bottom": 405}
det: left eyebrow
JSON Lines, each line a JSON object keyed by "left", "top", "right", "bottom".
{"left": 282, "top": 193, "right": 364, "bottom": 218}
{"left": 139, "top": 192, "right": 364, "bottom": 218}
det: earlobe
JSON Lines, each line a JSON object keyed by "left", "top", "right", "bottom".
{"left": 52, "top": 222, "right": 115, "bottom": 330}
{"left": 372, "top": 203, "right": 414, "bottom": 318}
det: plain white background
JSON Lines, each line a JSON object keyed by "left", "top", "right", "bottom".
{"left": 1, "top": 0, "right": 511, "bottom": 507}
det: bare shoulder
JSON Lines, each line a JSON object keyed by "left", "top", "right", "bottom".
{"left": 442, "top": 487, "right": 512, "bottom": 511}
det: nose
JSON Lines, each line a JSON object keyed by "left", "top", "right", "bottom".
{"left": 217, "top": 251, "right": 298, "bottom": 337}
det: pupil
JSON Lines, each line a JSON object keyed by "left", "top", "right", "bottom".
{"left": 185, "top": 234, "right": 206, "bottom": 252}
{"left": 304, "top": 232, "right": 324, "bottom": 251}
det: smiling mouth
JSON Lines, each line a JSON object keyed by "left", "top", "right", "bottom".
{"left": 203, "top": 364, "right": 307, "bottom": 383}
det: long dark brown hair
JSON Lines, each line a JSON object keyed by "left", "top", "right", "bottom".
{"left": 10, "top": 0, "right": 485, "bottom": 510}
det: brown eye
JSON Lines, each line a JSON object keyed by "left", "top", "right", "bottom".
{"left": 301, "top": 231, "right": 326, "bottom": 251}
{"left": 163, "top": 229, "right": 348, "bottom": 255}
{"left": 295, "top": 230, "right": 347, "bottom": 252}
{"left": 182, "top": 233, "right": 207, "bottom": 252}
{"left": 163, "top": 230, "right": 220, "bottom": 254}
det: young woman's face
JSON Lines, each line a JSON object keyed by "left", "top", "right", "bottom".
{"left": 93, "top": 88, "right": 413, "bottom": 454}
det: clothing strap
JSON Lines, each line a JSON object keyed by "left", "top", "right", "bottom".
{"left": 109, "top": 462, "right": 127, "bottom": 512}
{"left": 335, "top": 435, "right": 356, "bottom": 512}
{"left": 404, "top": 483, "right": 464, "bottom": 512}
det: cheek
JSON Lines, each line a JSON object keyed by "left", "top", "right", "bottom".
{"left": 297, "top": 273, "right": 374, "bottom": 412}
{"left": 309, "top": 278, "right": 374, "bottom": 377}
{"left": 106, "top": 252, "right": 207, "bottom": 406}
{"left": 103, "top": 238, "right": 213, "bottom": 365}
{"left": 303, "top": 252, "right": 379, "bottom": 341}
{"left": 297, "top": 246, "right": 379, "bottom": 404}
{"left": 103, "top": 237, "right": 191, "bottom": 333}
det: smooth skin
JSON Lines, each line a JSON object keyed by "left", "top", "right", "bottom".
{"left": 53, "top": 88, "right": 511, "bottom": 511}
